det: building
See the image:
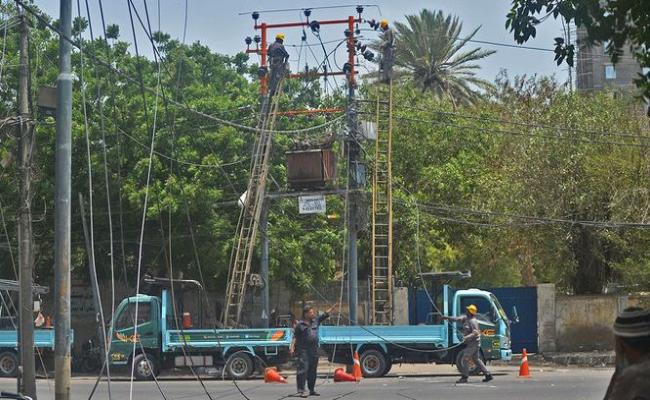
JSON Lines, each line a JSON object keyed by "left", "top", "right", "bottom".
{"left": 576, "top": 27, "right": 643, "bottom": 93}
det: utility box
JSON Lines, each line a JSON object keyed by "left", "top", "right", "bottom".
{"left": 286, "top": 148, "right": 336, "bottom": 189}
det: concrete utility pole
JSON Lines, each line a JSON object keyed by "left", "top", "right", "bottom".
{"left": 260, "top": 202, "right": 269, "bottom": 328}
{"left": 345, "top": 16, "right": 361, "bottom": 325}
{"left": 17, "top": 6, "right": 36, "bottom": 399}
{"left": 55, "top": 0, "right": 73, "bottom": 399}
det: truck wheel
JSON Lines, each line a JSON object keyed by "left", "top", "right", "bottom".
{"left": 455, "top": 348, "right": 485, "bottom": 376}
{"left": 132, "top": 353, "right": 159, "bottom": 381}
{"left": 381, "top": 359, "right": 393, "bottom": 376}
{"left": 360, "top": 349, "right": 387, "bottom": 378}
{"left": 0, "top": 351, "right": 17, "bottom": 377}
{"left": 226, "top": 352, "right": 254, "bottom": 380}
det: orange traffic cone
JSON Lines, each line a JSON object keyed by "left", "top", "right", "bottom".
{"left": 352, "top": 352, "right": 362, "bottom": 382}
{"left": 519, "top": 348, "right": 530, "bottom": 377}
{"left": 44, "top": 315, "right": 52, "bottom": 329}
{"left": 264, "top": 367, "right": 287, "bottom": 383}
{"left": 333, "top": 367, "right": 357, "bottom": 383}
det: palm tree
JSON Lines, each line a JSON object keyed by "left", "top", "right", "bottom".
{"left": 388, "top": 9, "right": 495, "bottom": 105}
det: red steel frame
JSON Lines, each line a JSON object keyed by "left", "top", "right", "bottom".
{"left": 246, "top": 16, "right": 360, "bottom": 95}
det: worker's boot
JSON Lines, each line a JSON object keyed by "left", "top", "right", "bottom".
{"left": 482, "top": 373, "right": 493, "bottom": 382}
{"left": 456, "top": 376, "right": 468, "bottom": 384}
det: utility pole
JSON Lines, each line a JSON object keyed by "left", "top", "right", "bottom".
{"left": 260, "top": 201, "right": 269, "bottom": 328}
{"left": 55, "top": 0, "right": 73, "bottom": 399}
{"left": 345, "top": 16, "right": 361, "bottom": 325}
{"left": 17, "top": 6, "right": 36, "bottom": 399}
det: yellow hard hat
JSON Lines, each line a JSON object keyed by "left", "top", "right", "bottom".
{"left": 276, "top": 33, "right": 285, "bottom": 41}
{"left": 466, "top": 304, "right": 478, "bottom": 315}
{"left": 380, "top": 19, "right": 389, "bottom": 29}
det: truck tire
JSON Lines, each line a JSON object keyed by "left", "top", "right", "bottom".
{"left": 360, "top": 349, "right": 387, "bottom": 378}
{"left": 226, "top": 352, "right": 254, "bottom": 380}
{"left": 132, "top": 353, "right": 159, "bottom": 381}
{"left": 0, "top": 351, "right": 17, "bottom": 377}
{"left": 381, "top": 358, "right": 393, "bottom": 376}
{"left": 455, "top": 348, "right": 485, "bottom": 376}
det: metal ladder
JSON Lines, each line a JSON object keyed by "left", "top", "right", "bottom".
{"left": 222, "top": 80, "right": 284, "bottom": 327}
{"left": 371, "top": 80, "right": 393, "bottom": 325}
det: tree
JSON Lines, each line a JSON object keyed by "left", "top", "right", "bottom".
{"left": 390, "top": 9, "right": 495, "bottom": 105}
{"left": 506, "top": 0, "right": 650, "bottom": 110}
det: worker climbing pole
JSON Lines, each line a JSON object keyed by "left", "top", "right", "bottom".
{"left": 371, "top": 19, "right": 395, "bottom": 325}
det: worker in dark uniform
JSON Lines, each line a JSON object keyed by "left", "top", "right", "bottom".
{"left": 379, "top": 19, "right": 395, "bottom": 83}
{"left": 290, "top": 303, "right": 338, "bottom": 398}
{"left": 442, "top": 304, "right": 493, "bottom": 383}
{"left": 267, "top": 33, "right": 289, "bottom": 96}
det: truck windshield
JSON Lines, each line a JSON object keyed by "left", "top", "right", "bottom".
{"left": 490, "top": 295, "right": 508, "bottom": 321}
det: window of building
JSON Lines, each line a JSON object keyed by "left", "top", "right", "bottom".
{"left": 605, "top": 64, "right": 616, "bottom": 80}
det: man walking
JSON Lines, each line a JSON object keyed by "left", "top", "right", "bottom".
{"left": 443, "top": 304, "right": 493, "bottom": 383}
{"left": 290, "top": 303, "right": 338, "bottom": 398}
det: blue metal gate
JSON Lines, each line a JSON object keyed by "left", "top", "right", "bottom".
{"left": 409, "top": 286, "right": 538, "bottom": 353}
{"left": 488, "top": 287, "right": 538, "bottom": 353}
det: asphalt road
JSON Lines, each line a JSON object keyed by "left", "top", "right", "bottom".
{"left": 0, "top": 365, "right": 612, "bottom": 400}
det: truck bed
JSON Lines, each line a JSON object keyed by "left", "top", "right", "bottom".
{"left": 0, "top": 329, "right": 58, "bottom": 349}
{"left": 319, "top": 324, "right": 448, "bottom": 347}
{"left": 163, "top": 328, "right": 292, "bottom": 351}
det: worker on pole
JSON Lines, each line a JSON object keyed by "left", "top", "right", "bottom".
{"left": 267, "top": 33, "right": 289, "bottom": 96}
{"left": 442, "top": 304, "right": 493, "bottom": 383}
{"left": 379, "top": 19, "right": 394, "bottom": 83}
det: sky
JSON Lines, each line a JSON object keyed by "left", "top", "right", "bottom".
{"left": 35, "top": 0, "right": 570, "bottom": 85}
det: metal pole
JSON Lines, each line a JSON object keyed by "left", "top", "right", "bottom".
{"left": 17, "top": 6, "right": 36, "bottom": 399}
{"left": 78, "top": 194, "right": 108, "bottom": 373}
{"left": 55, "top": 0, "right": 73, "bottom": 399}
{"left": 260, "top": 202, "right": 269, "bottom": 328}
{"left": 346, "top": 15, "right": 359, "bottom": 325}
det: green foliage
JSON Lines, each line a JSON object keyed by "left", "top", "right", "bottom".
{"left": 506, "top": 0, "right": 650, "bottom": 107}
{"left": 389, "top": 9, "right": 496, "bottom": 106}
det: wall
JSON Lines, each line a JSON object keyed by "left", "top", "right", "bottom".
{"left": 554, "top": 293, "right": 627, "bottom": 352}
{"left": 537, "top": 284, "right": 556, "bottom": 352}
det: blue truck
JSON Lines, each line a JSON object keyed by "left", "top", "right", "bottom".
{"left": 319, "top": 279, "right": 514, "bottom": 377}
{"left": 107, "top": 276, "right": 293, "bottom": 380}
{"left": 0, "top": 279, "right": 56, "bottom": 377}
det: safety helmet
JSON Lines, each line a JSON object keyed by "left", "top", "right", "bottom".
{"left": 466, "top": 304, "right": 478, "bottom": 315}
{"left": 380, "top": 19, "right": 389, "bottom": 29}
{"left": 276, "top": 33, "right": 285, "bottom": 41}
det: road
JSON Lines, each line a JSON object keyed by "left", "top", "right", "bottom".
{"left": 0, "top": 365, "right": 612, "bottom": 400}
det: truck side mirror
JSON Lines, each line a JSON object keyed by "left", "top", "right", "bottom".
{"left": 510, "top": 306, "right": 520, "bottom": 324}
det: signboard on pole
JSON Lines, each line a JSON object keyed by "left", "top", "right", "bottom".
{"left": 298, "top": 195, "right": 326, "bottom": 214}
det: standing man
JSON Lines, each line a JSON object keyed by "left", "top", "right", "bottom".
{"left": 267, "top": 33, "right": 290, "bottom": 96}
{"left": 290, "top": 303, "right": 338, "bottom": 398}
{"left": 378, "top": 19, "right": 395, "bottom": 83}
{"left": 604, "top": 307, "right": 650, "bottom": 399}
{"left": 442, "top": 304, "right": 493, "bottom": 383}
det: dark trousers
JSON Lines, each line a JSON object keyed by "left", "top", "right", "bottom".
{"left": 296, "top": 350, "right": 318, "bottom": 393}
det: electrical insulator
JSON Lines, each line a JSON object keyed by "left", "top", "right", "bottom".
{"left": 363, "top": 50, "right": 375, "bottom": 61}
{"left": 356, "top": 5, "right": 364, "bottom": 15}
{"left": 252, "top": 11, "right": 259, "bottom": 21}
{"left": 344, "top": 28, "right": 352, "bottom": 38}
{"left": 303, "top": 9, "right": 312, "bottom": 18}
{"left": 245, "top": 37, "right": 252, "bottom": 46}
{"left": 309, "top": 20, "right": 320, "bottom": 33}
{"left": 257, "top": 66, "right": 267, "bottom": 78}
{"left": 343, "top": 62, "right": 352, "bottom": 74}
{"left": 254, "top": 35, "right": 261, "bottom": 44}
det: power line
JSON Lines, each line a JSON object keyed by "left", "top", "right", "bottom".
{"left": 14, "top": 0, "right": 345, "bottom": 136}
